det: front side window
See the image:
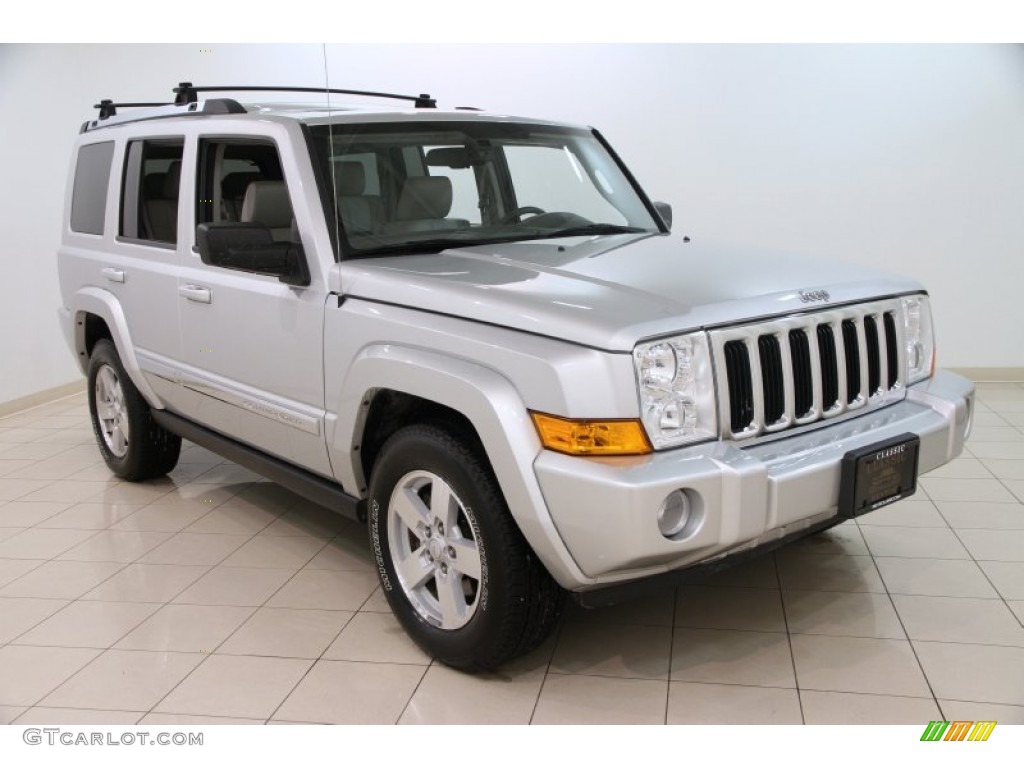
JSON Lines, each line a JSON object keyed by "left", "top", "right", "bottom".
{"left": 196, "top": 138, "right": 296, "bottom": 243}
{"left": 120, "top": 138, "right": 184, "bottom": 245}
{"left": 70, "top": 141, "right": 115, "bottom": 235}
{"left": 308, "top": 121, "right": 660, "bottom": 258}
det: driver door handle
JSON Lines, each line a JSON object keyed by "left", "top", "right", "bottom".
{"left": 179, "top": 284, "right": 212, "bottom": 304}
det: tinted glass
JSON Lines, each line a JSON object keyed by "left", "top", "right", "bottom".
{"left": 119, "top": 139, "right": 184, "bottom": 244}
{"left": 70, "top": 142, "right": 114, "bottom": 234}
{"left": 195, "top": 139, "right": 288, "bottom": 239}
{"left": 308, "top": 122, "right": 660, "bottom": 259}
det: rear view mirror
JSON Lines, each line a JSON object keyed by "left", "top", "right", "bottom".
{"left": 425, "top": 147, "right": 470, "bottom": 169}
{"left": 196, "top": 223, "right": 310, "bottom": 287}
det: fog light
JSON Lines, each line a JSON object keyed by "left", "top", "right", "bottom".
{"left": 658, "top": 490, "right": 692, "bottom": 538}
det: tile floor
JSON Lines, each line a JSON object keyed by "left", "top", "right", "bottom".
{"left": 0, "top": 381, "right": 1023, "bottom": 725}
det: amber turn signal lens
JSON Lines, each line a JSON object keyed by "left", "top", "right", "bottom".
{"left": 530, "top": 412, "right": 652, "bottom": 456}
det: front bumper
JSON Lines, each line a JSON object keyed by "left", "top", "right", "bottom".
{"left": 534, "top": 370, "right": 974, "bottom": 591}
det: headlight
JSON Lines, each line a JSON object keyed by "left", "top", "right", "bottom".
{"left": 901, "top": 294, "right": 935, "bottom": 384}
{"left": 633, "top": 332, "right": 717, "bottom": 449}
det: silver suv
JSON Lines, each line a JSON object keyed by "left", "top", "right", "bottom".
{"left": 58, "top": 83, "right": 975, "bottom": 671}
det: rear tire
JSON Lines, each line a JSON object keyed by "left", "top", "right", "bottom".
{"left": 87, "top": 339, "right": 181, "bottom": 481}
{"left": 367, "top": 424, "right": 564, "bottom": 671}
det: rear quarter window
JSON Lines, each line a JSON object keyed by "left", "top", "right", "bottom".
{"left": 70, "top": 141, "right": 115, "bottom": 235}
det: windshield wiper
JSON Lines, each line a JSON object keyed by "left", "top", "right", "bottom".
{"left": 353, "top": 239, "right": 472, "bottom": 257}
{"left": 538, "top": 224, "right": 648, "bottom": 239}
{"left": 352, "top": 234, "right": 536, "bottom": 258}
{"left": 350, "top": 225, "right": 649, "bottom": 258}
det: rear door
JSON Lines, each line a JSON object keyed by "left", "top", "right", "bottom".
{"left": 94, "top": 135, "right": 186, "bottom": 408}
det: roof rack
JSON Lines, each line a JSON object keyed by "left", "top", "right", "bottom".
{"left": 83, "top": 82, "right": 438, "bottom": 133}
{"left": 172, "top": 82, "right": 436, "bottom": 109}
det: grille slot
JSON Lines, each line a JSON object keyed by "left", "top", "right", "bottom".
{"left": 758, "top": 335, "right": 785, "bottom": 426}
{"left": 817, "top": 324, "right": 839, "bottom": 411}
{"left": 883, "top": 312, "right": 899, "bottom": 389}
{"left": 841, "top": 319, "right": 861, "bottom": 404}
{"left": 865, "top": 315, "right": 881, "bottom": 396}
{"left": 712, "top": 299, "right": 906, "bottom": 440}
{"left": 789, "top": 329, "right": 813, "bottom": 418}
{"left": 723, "top": 340, "right": 754, "bottom": 433}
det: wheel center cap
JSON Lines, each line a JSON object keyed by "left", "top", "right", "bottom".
{"left": 428, "top": 539, "right": 444, "bottom": 560}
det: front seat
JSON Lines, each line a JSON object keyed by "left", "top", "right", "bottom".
{"left": 221, "top": 172, "right": 262, "bottom": 221}
{"left": 334, "top": 161, "right": 380, "bottom": 236}
{"left": 240, "top": 180, "right": 294, "bottom": 242}
{"left": 381, "top": 176, "right": 469, "bottom": 234}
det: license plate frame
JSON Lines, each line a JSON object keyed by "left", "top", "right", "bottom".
{"left": 839, "top": 433, "right": 921, "bottom": 518}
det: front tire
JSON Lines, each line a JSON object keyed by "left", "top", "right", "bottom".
{"left": 368, "top": 424, "right": 564, "bottom": 671}
{"left": 87, "top": 339, "right": 181, "bottom": 481}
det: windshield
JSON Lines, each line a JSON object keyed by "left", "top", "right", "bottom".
{"left": 307, "top": 121, "right": 661, "bottom": 258}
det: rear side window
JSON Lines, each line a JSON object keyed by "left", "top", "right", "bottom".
{"left": 70, "top": 142, "right": 114, "bottom": 234}
{"left": 120, "top": 138, "right": 185, "bottom": 245}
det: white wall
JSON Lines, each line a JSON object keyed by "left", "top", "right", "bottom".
{"left": 1, "top": 43, "right": 1022, "bottom": 405}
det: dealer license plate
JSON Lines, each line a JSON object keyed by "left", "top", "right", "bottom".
{"left": 838, "top": 433, "right": 920, "bottom": 518}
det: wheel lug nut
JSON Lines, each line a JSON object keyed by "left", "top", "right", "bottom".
{"left": 440, "top": 563, "right": 448, "bottom": 575}
{"left": 448, "top": 546, "right": 456, "bottom": 558}
{"left": 436, "top": 522, "right": 444, "bottom": 535}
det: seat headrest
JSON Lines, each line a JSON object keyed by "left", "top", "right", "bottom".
{"left": 334, "top": 162, "right": 366, "bottom": 197}
{"left": 163, "top": 161, "right": 181, "bottom": 198}
{"left": 240, "top": 181, "right": 294, "bottom": 228}
{"left": 396, "top": 176, "right": 453, "bottom": 220}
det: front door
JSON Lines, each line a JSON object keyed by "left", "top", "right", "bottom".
{"left": 174, "top": 135, "right": 330, "bottom": 477}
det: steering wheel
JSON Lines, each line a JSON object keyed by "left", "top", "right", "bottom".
{"left": 499, "top": 206, "right": 547, "bottom": 224}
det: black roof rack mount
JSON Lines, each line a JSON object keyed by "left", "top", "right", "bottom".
{"left": 172, "top": 82, "right": 437, "bottom": 109}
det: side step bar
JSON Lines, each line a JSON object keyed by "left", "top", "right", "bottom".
{"left": 153, "top": 410, "right": 364, "bottom": 522}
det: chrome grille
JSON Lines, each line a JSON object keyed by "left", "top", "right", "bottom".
{"left": 711, "top": 300, "right": 907, "bottom": 440}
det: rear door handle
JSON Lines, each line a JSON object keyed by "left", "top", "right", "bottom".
{"left": 179, "top": 285, "right": 212, "bottom": 304}
{"left": 101, "top": 267, "right": 125, "bottom": 283}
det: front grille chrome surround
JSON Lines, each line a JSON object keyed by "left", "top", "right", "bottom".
{"left": 710, "top": 300, "right": 907, "bottom": 440}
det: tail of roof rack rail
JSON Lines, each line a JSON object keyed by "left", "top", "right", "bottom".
{"left": 81, "top": 81, "right": 437, "bottom": 133}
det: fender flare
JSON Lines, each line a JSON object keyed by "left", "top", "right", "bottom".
{"left": 72, "top": 286, "right": 164, "bottom": 408}
{"left": 329, "top": 343, "right": 589, "bottom": 589}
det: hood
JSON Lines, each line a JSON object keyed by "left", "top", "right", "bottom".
{"left": 335, "top": 233, "right": 923, "bottom": 351}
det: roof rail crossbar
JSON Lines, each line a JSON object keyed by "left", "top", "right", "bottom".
{"left": 172, "top": 82, "right": 437, "bottom": 109}
{"left": 94, "top": 99, "right": 170, "bottom": 120}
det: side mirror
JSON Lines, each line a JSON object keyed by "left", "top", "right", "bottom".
{"left": 653, "top": 201, "right": 672, "bottom": 231}
{"left": 196, "top": 223, "right": 310, "bottom": 287}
